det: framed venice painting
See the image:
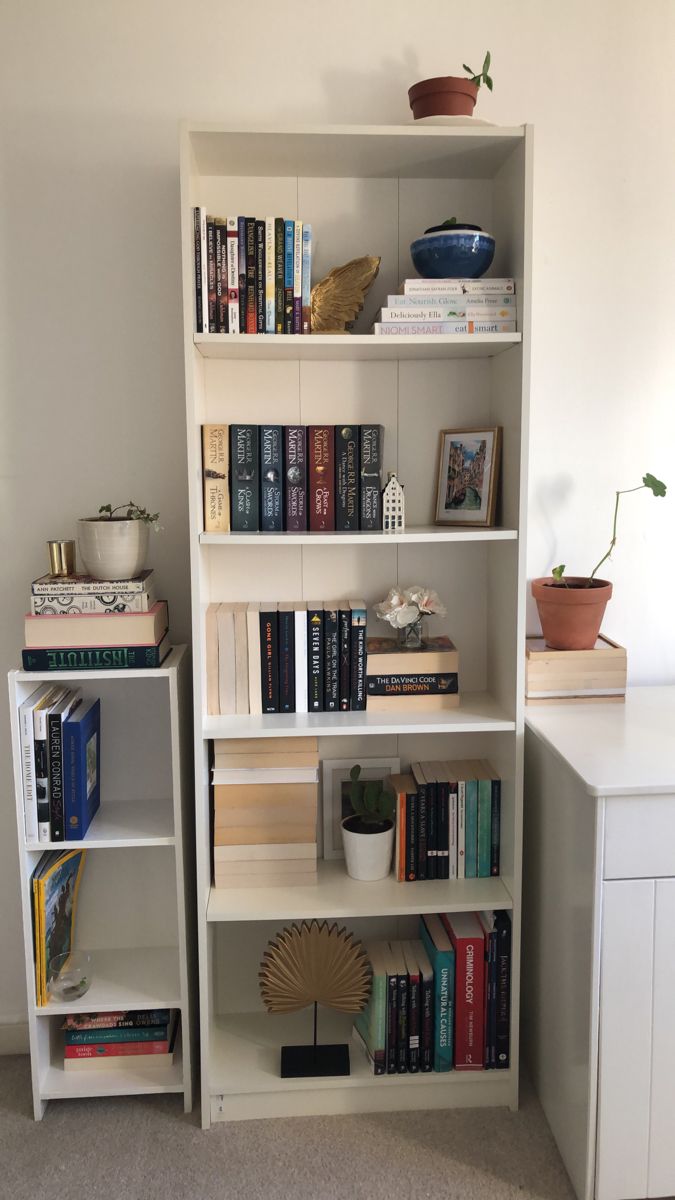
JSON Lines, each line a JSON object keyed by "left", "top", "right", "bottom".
{"left": 434, "top": 427, "right": 502, "bottom": 526}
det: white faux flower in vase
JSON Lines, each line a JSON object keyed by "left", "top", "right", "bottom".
{"left": 374, "top": 585, "right": 446, "bottom": 649}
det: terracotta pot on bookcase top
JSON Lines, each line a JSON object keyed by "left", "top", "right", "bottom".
{"left": 531, "top": 576, "right": 613, "bottom": 651}
{"left": 408, "top": 76, "right": 478, "bottom": 119}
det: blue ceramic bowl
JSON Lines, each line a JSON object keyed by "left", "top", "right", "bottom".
{"left": 410, "top": 223, "right": 495, "bottom": 279}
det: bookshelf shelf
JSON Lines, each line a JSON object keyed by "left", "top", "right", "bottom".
{"left": 25, "top": 799, "right": 175, "bottom": 850}
{"left": 200, "top": 526, "right": 518, "bottom": 546}
{"left": 208, "top": 1012, "right": 513, "bottom": 1121}
{"left": 203, "top": 694, "right": 515, "bottom": 740}
{"left": 194, "top": 332, "right": 521, "bottom": 362}
{"left": 181, "top": 121, "right": 532, "bottom": 1126}
{"left": 8, "top": 646, "right": 194, "bottom": 1119}
{"left": 33, "top": 946, "right": 181, "bottom": 1016}
{"left": 208, "top": 861, "right": 512, "bottom": 923}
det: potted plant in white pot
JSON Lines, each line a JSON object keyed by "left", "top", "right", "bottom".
{"left": 532, "top": 472, "right": 666, "bottom": 650}
{"left": 341, "top": 766, "right": 395, "bottom": 882}
{"left": 78, "top": 501, "right": 160, "bottom": 582}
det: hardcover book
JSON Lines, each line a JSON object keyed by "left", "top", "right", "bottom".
{"left": 349, "top": 599, "right": 367, "bottom": 711}
{"left": 255, "top": 219, "right": 265, "bottom": 333}
{"left": 359, "top": 425, "right": 383, "bottom": 531}
{"left": 226, "top": 217, "right": 240, "bottom": 334}
{"left": 215, "top": 219, "right": 227, "bottom": 333}
{"left": 237, "top": 216, "right": 246, "bottom": 333}
{"left": 22, "top": 634, "right": 171, "bottom": 672}
{"left": 306, "top": 603, "right": 324, "bottom": 712}
{"left": 442, "top": 911, "right": 485, "bottom": 1070}
{"left": 24, "top": 602, "right": 169, "bottom": 650}
{"left": 193, "top": 207, "right": 204, "bottom": 332}
{"left": 206, "top": 215, "right": 216, "bottom": 332}
{"left": 245, "top": 217, "right": 256, "bottom": 334}
{"left": 32, "top": 848, "right": 86, "bottom": 1005}
{"left": 283, "top": 220, "right": 294, "bottom": 334}
{"left": 301, "top": 224, "right": 312, "bottom": 334}
{"left": 63, "top": 697, "right": 100, "bottom": 840}
{"left": 284, "top": 425, "right": 307, "bottom": 532}
{"left": 265, "top": 217, "right": 275, "bottom": 333}
{"left": 202, "top": 423, "right": 229, "bottom": 533}
{"left": 353, "top": 940, "right": 387, "bottom": 1075}
{"left": 62, "top": 1009, "right": 170, "bottom": 1030}
{"left": 259, "top": 425, "right": 283, "bottom": 532}
{"left": 31, "top": 571, "right": 154, "bottom": 596}
{"left": 308, "top": 425, "right": 335, "bottom": 531}
{"left": 419, "top": 913, "right": 454, "bottom": 1072}
{"left": 47, "top": 690, "right": 81, "bottom": 842}
{"left": 292, "top": 219, "right": 303, "bottom": 334}
{"left": 230, "top": 424, "right": 259, "bottom": 531}
{"left": 274, "top": 217, "right": 284, "bottom": 333}
{"left": 335, "top": 424, "right": 359, "bottom": 531}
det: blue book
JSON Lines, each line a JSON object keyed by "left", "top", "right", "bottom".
{"left": 283, "top": 220, "right": 294, "bottom": 333}
{"left": 464, "top": 776, "right": 478, "bottom": 878}
{"left": 63, "top": 697, "right": 100, "bottom": 840}
{"left": 419, "top": 913, "right": 454, "bottom": 1071}
{"left": 65, "top": 1024, "right": 168, "bottom": 1045}
{"left": 301, "top": 223, "right": 312, "bottom": 333}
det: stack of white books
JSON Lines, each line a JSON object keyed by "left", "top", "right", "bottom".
{"left": 372, "top": 278, "right": 517, "bottom": 335}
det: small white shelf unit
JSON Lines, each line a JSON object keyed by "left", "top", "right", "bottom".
{"left": 180, "top": 121, "right": 532, "bottom": 1126}
{"left": 8, "top": 645, "right": 194, "bottom": 1119}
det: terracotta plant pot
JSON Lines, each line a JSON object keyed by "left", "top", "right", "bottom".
{"left": 531, "top": 577, "right": 613, "bottom": 651}
{"left": 408, "top": 76, "right": 478, "bottom": 120}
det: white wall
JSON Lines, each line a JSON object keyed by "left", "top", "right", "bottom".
{"left": 1, "top": 0, "right": 673, "bottom": 1033}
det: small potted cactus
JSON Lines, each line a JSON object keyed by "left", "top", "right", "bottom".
{"left": 341, "top": 765, "right": 395, "bottom": 881}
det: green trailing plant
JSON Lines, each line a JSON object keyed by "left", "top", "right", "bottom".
{"left": 463, "top": 51, "right": 493, "bottom": 91}
{"left": 98, "top": 501, "right": 160, "bottom": 525}
{"left": 349, "top": 765, "right": 395, "bottom": 828}
{"left": 552, "top": 473, "right": 666, "bottom": 587}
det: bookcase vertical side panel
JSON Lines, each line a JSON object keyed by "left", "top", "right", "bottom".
{"left": 169, "top": 653, "right": 194, "bottom": 1111}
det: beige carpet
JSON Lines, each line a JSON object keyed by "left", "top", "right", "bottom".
{"left": 0, "top": 1055, "right": 575, "bottom": 1200}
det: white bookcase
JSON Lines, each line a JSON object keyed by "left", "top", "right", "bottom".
{"left": 8, "top": 646, "right": 194, "bottom": 1119}
{"left": 180, "top": 122, "right": 532, "bottom": 1127}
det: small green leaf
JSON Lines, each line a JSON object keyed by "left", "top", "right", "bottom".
{"left": 643, "top": 472, "right": 667, "bottom": 497}
{"left": 485, "top": 75, "right": 493, "bottom": 91}
{"left": 463, "top": 63, "right": 474, "bottom": 75}
{"left": 350, "top": 764, "right": 361, "bottom": 783}
{"left": 483, "top": 50, "right": 491, "bottom": 73}
{"left": 440, "top": 217, "right": 458, "bottom": 228}
{"left": 552, "top": 564, "right": 566, "bottom": 580}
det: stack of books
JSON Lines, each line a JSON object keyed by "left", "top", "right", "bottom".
{"left": 372, "top": 278, "right": 517, "bottom": 336}
{"left": 353, "top": 911, "right": 512, "bottom": 1074}
{"left": 22, "top": 571, "right": 170, "bottom": 671}
{"left": 366, "top": 636, "right": 459, "bottom": 712}
{"left": 212, "top": 737, "right": 318, "bottom": 889}
{"left": 20, "top": 687, "right": 100, "bottom": 843}
{"left": 387, "top": 760, "right": 500, "bottom": 882}
{"left": 62, "top": 1010, "right": 178, "bottom": 1071}
{"left": 203, "top": 423, "right": 384, "bottom": 534}
{"left": 193, "top": 211, "right": 312, "bottom": 335}
{"left": 205, "top": 599, "right": 368, "bottom": 715}
{"left": 31, "top": 848, "right": 86, "bottom": 1003}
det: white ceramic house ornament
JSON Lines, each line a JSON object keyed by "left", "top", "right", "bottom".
{"left": 382, "top": 471, "right": 405, "bottom": 533}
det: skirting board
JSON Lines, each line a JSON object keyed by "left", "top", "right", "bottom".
{"left": 0, "top": 1021, "right": 29, "bottom": 1055}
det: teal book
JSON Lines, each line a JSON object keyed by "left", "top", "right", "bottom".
{"left": 477, "top": 762, "right": 495, "bottom": 877}
{"left": 464, "top": 777, "right": 478, "bottom": 878}
{"left": 354, "top": 940, "right": 387, "bottom": 1074}
{"left": 65, "top": 1024, "right": 167, "bottom": 1045}
{"left": 419, "top": 914, "right": 454, "bottom": 1072}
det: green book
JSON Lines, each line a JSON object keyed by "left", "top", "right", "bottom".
{"left": 477, "top": 760, "right": 498, "bottom": 877}
{"left": 354, "top": 940, "right": 387, "bottom": 1074}
{"left": 419, "top": 914, "right": 454, "bottom": 1072}
{"left": 464, "top": 776, "right": 479, "bottom": 878}
{"left": 65, "top": 1024, "right": 168, "bottom": 1045}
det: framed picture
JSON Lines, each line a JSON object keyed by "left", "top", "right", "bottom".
{"left": 322, "top": 757, "right": 400, "bottom": 860}
{"left": 434, "top": 427, "right": 502, "bottom": 526}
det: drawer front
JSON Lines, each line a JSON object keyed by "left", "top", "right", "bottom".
{"left": 604, "top": 793, "right": 675, "bottom": 879}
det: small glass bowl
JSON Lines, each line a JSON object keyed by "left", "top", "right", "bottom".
{"left": 48, "top": 951, "right": 93, "bottom": 1002}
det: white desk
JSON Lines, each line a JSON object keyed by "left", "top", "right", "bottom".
{"left": 524, "top": 688, "right": 675, "bottom": 1200}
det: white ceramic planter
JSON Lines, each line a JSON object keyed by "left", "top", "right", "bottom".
{"left": 77, "top": 519, "right": 149, "bottom": 581}
{"left": 341, "top": 817, "right": 395, "bottom": 882}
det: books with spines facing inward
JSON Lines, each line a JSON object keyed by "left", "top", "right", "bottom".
{"left": 353, "top": 915, "right": 511, "bottom": 1076}
{"left": 31, "top": 848, "right": 86, "bottom": 1005}
{"left": 204, "top": 599, "right": 367, "bottom": 715}
{"left": 212, "top": 737, "right": 318, "bottom": 888}
{"left": 200, "top": 423, "right": 383, "bottom": 534}
{"left": 386, "top": 760, "right": 500, "bottom": 883}
{"left": 20, "top": 686, "right": 101, "bottom": 843}
{"left": 62, "top": 1011, "right": 179, "bottom": 1070}
{"left": 373, "top": 278, "right": 517, "bottom": 335}
{"left": 192, "top": 210, "right": 312, "bottom": 335}
{"left": 23, "top": 569, "right": 170, "bottom": 671}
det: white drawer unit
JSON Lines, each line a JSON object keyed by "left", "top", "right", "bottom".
{"left": 524, "top": 687, "right": 675, "bottom": 1200}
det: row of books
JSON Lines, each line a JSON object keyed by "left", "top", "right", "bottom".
{"left": 31, "top": 849, "right": 86, "bottom": 1004}
{"left": 373, "top": 277, "right": 517, "bottom": 336}
{"left": 354, "top": 912, "right": 511, "bottom": 1074}
{"left": 212, "top": 737, "right": 319, "bottom": 889}
{"left": 388, "top": 760, "right": 500, "bottom": 882}
{"left": 62, "top": 1009, "right": 179, "bottom": 1071}
{"left": 206, "top": 600, "right": 368, "bottom": 715}
{"left": 20, "top": 686, "right": 101, "bottom": 843}
{"left": 203, "top": 423, "right": 384, "bottom": 534}
{"left": 193, "top": 210, "right": 312, "bottom": 335}
{"left": 23, "top": 571, "right": 171, "bottom": 671}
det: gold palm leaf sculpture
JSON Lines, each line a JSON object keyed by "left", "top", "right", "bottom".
{"left": 259, "top": 921, "right": 371, "bottom": 1015}
{"left": 310, "top": 256, "right": 381, "bottom": 333}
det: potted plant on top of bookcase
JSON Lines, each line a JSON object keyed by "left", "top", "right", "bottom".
{"left": 408, "top": 51, "right": 493, "bottom": 120}
{"left": 341, "top": 766, "right": 396, "bottom": 882}
{"left": 77, "top": 501, "right": 160, "bottom": 582}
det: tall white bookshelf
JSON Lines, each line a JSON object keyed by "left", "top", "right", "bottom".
{"left": 8, "top": 646, "right": 194, "bottom": 1119}
{"left": 180, "top": 122, "right": 532, "bottom": 1127}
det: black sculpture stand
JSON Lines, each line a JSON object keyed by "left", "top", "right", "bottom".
{"left": 280, "top": 1002, "right": 351, "bottom": 1078}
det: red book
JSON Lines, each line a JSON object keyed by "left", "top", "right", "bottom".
{"left": 441, "top": 912, "right": 485, "bottom": 1069}
{"left": 64, "top": 1039, "right": 170, "bottom": 1059}
{"left": 308, "top": 425, "right": 335, "bottom": 531}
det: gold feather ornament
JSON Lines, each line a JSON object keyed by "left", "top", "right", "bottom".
{"left": 310, "top": 256, "right": 381, "bottom": 333}
{"left": 259, "top": 921, "right": 371, "bottom": 1015}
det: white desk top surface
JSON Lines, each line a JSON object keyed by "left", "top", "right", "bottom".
{"left": 525, "top": 686, "right": 675, "bottom": 796}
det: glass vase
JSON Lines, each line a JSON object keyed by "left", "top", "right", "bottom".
{"left": 399, "top": 618, "right": 424, "bottom": 650}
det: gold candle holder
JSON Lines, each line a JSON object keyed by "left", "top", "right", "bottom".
{"left": 47, "top": 540, "right": 76, "bottom": 578}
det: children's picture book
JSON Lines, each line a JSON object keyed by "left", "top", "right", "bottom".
{"left": 31, "top": 849, "right": 86, "bottom": 1005}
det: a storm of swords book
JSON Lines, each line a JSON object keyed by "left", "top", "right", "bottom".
{"left": 259, "top": 425, "right": 283, "bottom": 532}
{"left": 284, "top": 425, "right": 307, "bottom": 532}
